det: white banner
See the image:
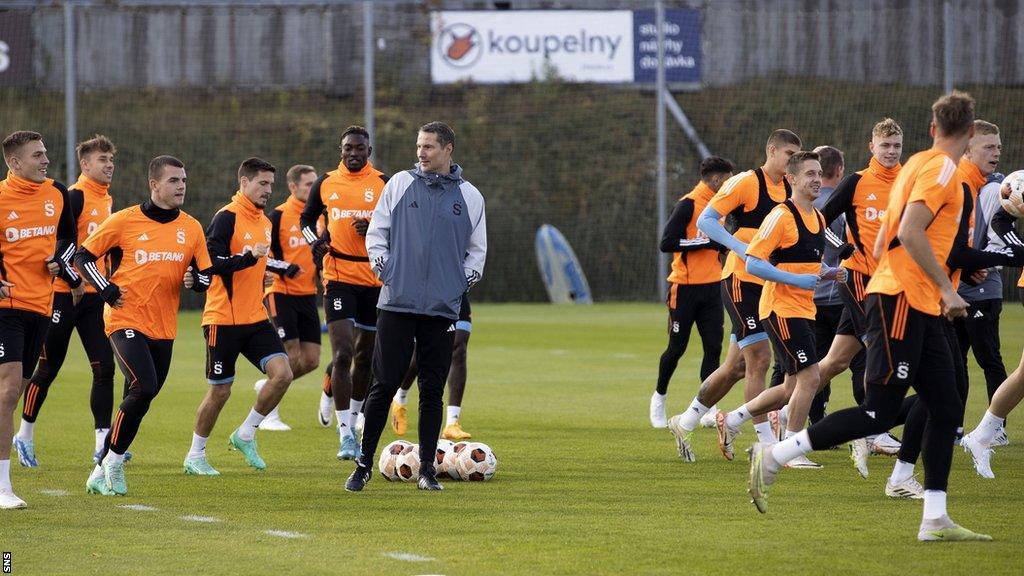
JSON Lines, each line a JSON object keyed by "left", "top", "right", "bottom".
{"left": 431, "top": 11, "right": 634, "bottom": 84}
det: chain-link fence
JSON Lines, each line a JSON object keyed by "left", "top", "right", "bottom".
{"left": 2, "top": 0, "right": 1023, "bottom": 304}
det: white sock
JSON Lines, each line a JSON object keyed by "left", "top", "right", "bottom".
{"left": 394, "top": 388, "right": 409, "bottom": 406}
{"left": 237, "top": 408, "right": 265, "bottom": 442}
{"left": 447, "top": 405, "right": 462, "bottom": 426}
{"left": 974, "top": 410, "right": 1005, "bottom": 445}
{"left": 779, "top": 404, "right": 790, "bottom": 422}
{"left": 725, "top": 405, "right": 753, "bottom": 428}
{"left": 337, "top": 409, "right": 353, "bottom": 438}
{"left": 922, "top": 490, "right": 947, "bottom": 520}
{"left": 266, "top": 405, "right": 281, "bottom": 420}
{"left": 889, "top": 459, "right": 915, "bottom": 484}
{"left": 16, "top": 419, "right": 33, "bottom": 442}
{"left": 104, "top": 451, "right": 125, "bottom": 465}
{"left": 678, "top": 398, "right": 710, "bottom": 431}
{"left": 754, "top": 422, "right": 775, "bottom": 444}
{"left": 95, "top": 428, "right": 109, "bottom": 453}
{"left": 88, "top": 464, "right": 103, "bottom": 482}
{"left": 783, "top": 429, "right": 796, "bottom": 440}
{"left": 188, "top": 433, "right": 208, "bottom": 459}
{"left": 350, "top": 399, "right": 364, "bottom": 415}
{"left": 770, "top": 429, "right": 813, "bottom": 465}
{"left": 0, "top": 459, "right": 10, "bottom": 491}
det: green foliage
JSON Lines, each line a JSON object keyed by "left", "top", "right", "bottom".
{"left": 2, "top": 80, "right": 1022, "bottom": 302}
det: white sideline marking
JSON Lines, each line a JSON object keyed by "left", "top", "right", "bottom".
{"left": 612, "top": 353, "right": 637, "bottom": 359}
{"left": 264, "top": 530, "right": 310, "bottom": 539}
{"left": 384, "top": 552, "right": 436, "bottom": 562}
{"left": 119, "top": 504, "right": 158, "bottom": 511}
{"left": 40, "top": 489, "right": 69, "bottom": 496}
{"left": 181, "top": 515, "right": 221, "bottom": 523}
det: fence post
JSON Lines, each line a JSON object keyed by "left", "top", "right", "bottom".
{"left": 363, "top": 0, "right": 375, "bottom": 160}
{"left": 64, "top": 0, "right": 77, "bottom": 183}
{"left": 943, "top": 0, "right": 953, "bottom": 93}
{"left": 655, "top": 0, "right": 667, "bottom": 303}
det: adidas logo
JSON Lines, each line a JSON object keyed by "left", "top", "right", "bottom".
{"left": 90, "top": 208, "right": 98, "bottom": 216}
{"left": 409, "top": 201, "right": 419, "bottom": 208}
{"left": 865, "top": 410, "right": 876, "bottom": 419}
{"left": 974, "top": 310, "right": 984, "bottom": 319}
{"left": 289, "top": 225, "right": 298, "bottom": 231}
{"left": 6, "top": 211, "right": 18, "bottom": 220}
{"left": 329, "top": 193, "right": 339, "bottom": 200}
{"left": 244, "top": 232, "right": 252, "bottom": 240}
{"left": 139, "top": 233, "right": 150, "bottom": 241}
{"left": 447, "top": 324, "right": 456, "bottom": 332}
{"left": 867, "top": 193, "right": 877, "bottom": 201}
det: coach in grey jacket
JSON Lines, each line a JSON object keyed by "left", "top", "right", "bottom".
{"left": 347, "top": 121, "right": 486, "bottom": 492}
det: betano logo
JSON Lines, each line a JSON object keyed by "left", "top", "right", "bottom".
{"left": 134, "top": 250, "right": 185, "bottom": 265}
{"left": 437, "top": 22, "right": 624, "bottom": 69}
{"left": 5, "top": 225, "right": 56, "bottom": 242}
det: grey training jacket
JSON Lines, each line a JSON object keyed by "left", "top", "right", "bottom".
{"left": 366, "top": 164, "right": 487, "bottom": 320}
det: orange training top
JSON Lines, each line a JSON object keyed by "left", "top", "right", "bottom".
{"left": 56, "top": 174, "right": 113, "bottom": 294}
{"left": 81, "top": 204, "right": 211, "bottom": 339}
{"left": 867, "top": 149, "right": 964, "bottom": 316}
{"left": 746, "top": 201, "right": 825, "bottom": 320}
{"left": 707, "top": 168, "right": 790, "bottom": 285}
{"left": 268, "top": 194, "right": 319, "bottom": 296}
{"left": 0, "top": 174, "right": 73, "bottom": 316}
{"left": 666, "top": 181, "right": 723, "bottom": 285}
{"left": 203, "top": 192, "right": 274, "bottom": 326}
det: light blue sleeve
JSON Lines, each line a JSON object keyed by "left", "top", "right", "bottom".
{"left": 697, "top": 206, "right": 747, "bottom": 257}
{"left": 746, "top": 257, "right": 819, "bottom": 291}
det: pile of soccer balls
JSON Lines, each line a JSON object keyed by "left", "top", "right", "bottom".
{"left": 378, "top": 439, "right": 498, "bottom": 482}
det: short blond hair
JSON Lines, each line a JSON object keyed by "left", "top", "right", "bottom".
{"left": 973, "top": 120, "right": 999, "bottom": 136}
{"left": 872, "top": 118, "right": 903, "bottom": 139}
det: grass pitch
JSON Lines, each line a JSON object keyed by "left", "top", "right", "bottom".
{"left": 3, "top": 304, "right": 1023, "bottom": 575}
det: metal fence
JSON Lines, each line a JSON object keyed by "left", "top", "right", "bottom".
{"left": 2, "top": 0, "right": 1023, "bottom": 303}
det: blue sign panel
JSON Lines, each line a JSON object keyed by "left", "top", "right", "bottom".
{"left": 633, "top": 8, "right": 701, "bottom": 84}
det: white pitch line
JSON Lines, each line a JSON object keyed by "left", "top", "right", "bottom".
{"left": 39, "top": 489, "right": 69, "bottom": 496}
{"left": 118, "top": 504, "right": 159, "bottom": 512}
{"left": 264, "top": 530, "right": 310, "bottom": 539}
{"left": 180, "top": 515, "right": 221, "bottom": 523}
{"left": 384, "top": 552, "right": 436, "bottom": 562}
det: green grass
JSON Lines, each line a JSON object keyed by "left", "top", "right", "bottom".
{"left": 4, "top": 303, "right": 1023, "bottom": 575}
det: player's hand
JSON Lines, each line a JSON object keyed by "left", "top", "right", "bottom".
{"left": 0, "top": 280, "right": 13, "bottom": 299}
{"left": 969, "top": 269, "right": 988, "bottom": 285}
{"left": 352, "top": 218, "right": 370, "bottom": 237}
{"left": 835, "top": 267, "right": 848, "bottom": 283}
{"left": 372, "top": 255, "right": 387, "bottom": 280}
{"left": 183, "top": 266, "right": 195, "bottom": 289}
{"left": 264, "top": 271, "right": 274, "bottom": 288}
{"left": 465, "top": 269, "right": 481, "bottom": 291}
{"left": 250, "top": 243, "right": 270, "bottom": 258}
{"left": 940, "top": 288, "right": 968, "bottom": 320}
{"left": 46, "top": 257, "right": 61, "bottom": 276}
{"left": 71, "top": 283, "right": 85, "bottom": 306}
{"left": 310, "top": 237, "right": 329, "bottom": 263}
{"left": 284, "top": 264, "right": 301, "bottom": 279}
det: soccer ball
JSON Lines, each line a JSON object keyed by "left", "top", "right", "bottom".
{"left": 395, "top": 445, "right": 421, "bottom": 482}
{"left": 998, "top": 170, "right": 1024, "bottom": 218}
{"left": 454, "top": 442, "right": 498, "bottom": 482}
{"left": 434, "top": 439, "right": 455, "bottom": 476}
{"left": 378, "top": 440, "right": 413, "bottom": 481}
{"left": 442, "top": 441, "right": 469, "bottom": 480}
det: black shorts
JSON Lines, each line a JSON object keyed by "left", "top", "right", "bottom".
{"left": 265, "top": 293, "right": 322, "bottom": 344}
{"left": 763, "top": 313, "right": 817, "bottom": 375}
{"left": 456, "top": 294, "right": 472, "bottom": 332}
{"left": 204, "top": 321, "right": 287, "bottom": 385}
{"left": 721, "top": 276, "right": 768, "bottom": 347}
{"left": 864, "top": 292, "right": 951, "bottom": 388}
{"left": 837, "top": 269, "right": 871, "bottom": 339}
{"left": 324, "top": 281, "right": 380, "bottom": 330}
{"left": 0, "top": 308, "right": 50, "bottom": 378}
